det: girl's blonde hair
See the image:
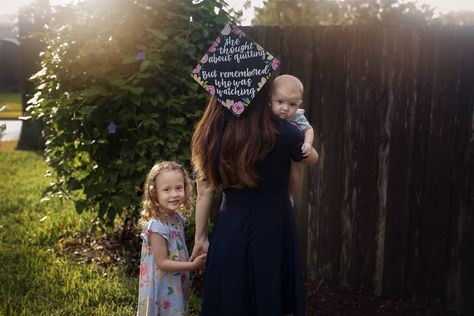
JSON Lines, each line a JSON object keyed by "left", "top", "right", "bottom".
{"left": 139, "top": 161, "right": 193, "bottom": 226}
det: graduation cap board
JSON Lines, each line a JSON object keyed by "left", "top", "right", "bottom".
{"left": 191, "top": 21, "right": 280, "bottom": 116}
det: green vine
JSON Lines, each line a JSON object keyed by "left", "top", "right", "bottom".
{"left": 27, "top": 0, "right": 229, "bottom": 227}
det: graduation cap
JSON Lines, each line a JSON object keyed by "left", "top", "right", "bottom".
{"left": 191, "top": 21, "right": 280, "bottom": 116}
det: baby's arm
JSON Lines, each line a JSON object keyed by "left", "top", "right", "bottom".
{"left": 301, "top": 125, "right": 314, "bottom": 157}
{"left": 149, "top": 233, "right": 206, "bottom": 272}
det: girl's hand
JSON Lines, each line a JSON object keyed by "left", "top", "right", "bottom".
{"left": 189, "top": 239, "right": 209, "bottom": 261}
{"left": 192, "top": 253, "right": 207, "bottom": 270}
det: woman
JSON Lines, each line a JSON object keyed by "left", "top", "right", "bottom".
{"left": 190, "top": 83, "right": 318, "bottom": 316}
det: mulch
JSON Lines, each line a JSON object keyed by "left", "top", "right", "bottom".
{"left": 306, "top": 283, "right": 459, "bottom": 316}
{"left": 61, "top": 230, "right": 459, "bottom": 316}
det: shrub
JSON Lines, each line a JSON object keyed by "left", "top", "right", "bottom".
{"left": 27, "top": 0, "right": 229, "bottom": 227}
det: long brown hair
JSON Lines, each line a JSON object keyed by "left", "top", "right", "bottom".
{"left": 191, "top": 85, "right": 277, "bottom": 188}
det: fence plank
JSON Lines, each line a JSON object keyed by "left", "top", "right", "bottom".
{"left": 279, "top": 26, "right": 315, "bottom": 270}
{"left": 379, "top": 28, "right": 419, "bottom": 298}
{"left": 415, "top": 28, "right": 461, "bottom": 301}
{"left": 340, "top": 27, "right": 383, "bottom": 289}
{"left": 445, "top": 27, "right": 474, "bottom": 313}
{"left": 306, "top": 26, "right": 347, "bottom": 284}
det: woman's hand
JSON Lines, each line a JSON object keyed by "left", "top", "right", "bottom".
{"left": 190, "top": 238, "right": 209, "bottom": 261}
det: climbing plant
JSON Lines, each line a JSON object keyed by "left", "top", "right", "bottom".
{"left": 27, "top": 0, "right": 229, "bottom": 227}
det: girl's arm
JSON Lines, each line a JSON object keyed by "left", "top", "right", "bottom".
{"left": 149, "top": 233, "right": 206, "bottom": 272}
{"left": 189, "top": 179, "right": 212, "bottom": 261}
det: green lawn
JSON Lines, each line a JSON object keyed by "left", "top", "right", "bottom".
{"left": 0, "top": 151, "right": 138, "bottom": 315}
{"left": 0, "top": 93, "right": 22, "bottom": 119}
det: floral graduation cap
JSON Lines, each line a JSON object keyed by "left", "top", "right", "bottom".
{"left": 191, "top": 21, "right": 280, "bottom": 116}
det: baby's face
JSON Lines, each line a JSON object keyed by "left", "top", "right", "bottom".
{"left": 270, "top": 85, "right": 302, "bottom": 120}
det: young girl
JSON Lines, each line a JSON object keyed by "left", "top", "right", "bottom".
{"left": 137, "top": 161, "right": 207, "bottom": 316}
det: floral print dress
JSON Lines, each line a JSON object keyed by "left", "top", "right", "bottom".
{"left": 137, "top": 214, "right": 190, "bottom": 316}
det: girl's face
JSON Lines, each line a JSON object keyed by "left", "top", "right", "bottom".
{"left": 154, "top": 170, "right": 186, "bottom": 212}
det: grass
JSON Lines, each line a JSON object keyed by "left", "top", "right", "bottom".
{"left": 0, "top": 151, "right": 138, "bottom": 315}
{"left": 0, "top": 93, "right": 22, "bottom": 119}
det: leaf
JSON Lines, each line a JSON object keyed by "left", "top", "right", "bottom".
{"left": 139, "top": 60, "right": 152, "bottom": 72}
{"left": 146, "top": 28, "right": 168, "bottom": 40}
{"left": 122, "top": 55, "right": 137, "bottom": 64}
{"left": 130, "top": 95, "right": 142, "bottom": 106}
{"left": 75, "top": 200, "right": 88, "bottom": 214}
{"left": 84, "top": 85, "right": 109, "bottom": 97}
{"left": 67, "top": 177, "right": 82, "bottom": 191}
{"left": 79, "top": 106, "right": 95, "bottom": 116}
{"left": 130, "top": 86, "right": 144, "bottom": 95}
{"left": 110, "top": 79, "right": 126, "bottom": 86}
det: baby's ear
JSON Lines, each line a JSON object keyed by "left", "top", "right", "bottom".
{"left": 297, "top": 99, "right": 303, "bottom": 106}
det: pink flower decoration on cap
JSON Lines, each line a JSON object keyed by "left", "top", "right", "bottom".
{"left": 208, "top": 41, "right": 219, "bottom": 53}
{"left": 232, "top": 101, "right": 244, "bottom": 115}
{"left": 192, "top": 64, "right": 201, "bottom": 74}
{"left": 223, "top": 99, "right": 234, "bottom": 109}
{"left": 200, "top": 54, "right": 208, "bottom": 64}
{"left": 206, "top": 85, "right": 215, "bottom": 95}
{"left": 233, "top": 26, "right": 243, "bottom": 36}
{"left": 271, "top": 58, "right": 280, "bottom": 70}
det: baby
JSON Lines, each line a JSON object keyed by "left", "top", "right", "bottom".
{"left": 270, "top": 74, "right": 314, "bottom": 202}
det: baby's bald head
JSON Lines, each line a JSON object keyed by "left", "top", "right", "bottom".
{"left": 271, "top": 74, "right": 304, "bottom": 98}
{"left": 270, "top": 74, "right": 304, "bottom": 120}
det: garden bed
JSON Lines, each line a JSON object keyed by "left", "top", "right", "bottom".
{"left": 306, "top": 284, "right": 458, "bottom": 316}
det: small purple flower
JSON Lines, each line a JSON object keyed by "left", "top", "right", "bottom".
{"left": 107, "top": 122, "right": 117, "bottom": 134}
{"left": 135, "top": 51, "right": 146, "bottom": 61}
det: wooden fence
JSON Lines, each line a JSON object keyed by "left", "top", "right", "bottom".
{"left": 244, "top": 25, "right": 474, "bottom": 314}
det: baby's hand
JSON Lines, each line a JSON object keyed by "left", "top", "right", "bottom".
{"left": 301, "top": 142, "right": 312, "bottom": 157}
{"left": 192, "top": 253, "right": 207, "bottom": 270}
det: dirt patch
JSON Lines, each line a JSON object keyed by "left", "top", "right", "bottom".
{"left": 0, "top": 140, "right": 18, "bottom": 151}
{"left": 306, "top": 283, "right": 459, "bottom": 316}
{"left": 59, "top": 229, "right": 141, "bottom": 275}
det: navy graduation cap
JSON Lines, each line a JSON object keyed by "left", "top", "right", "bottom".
{"left": 191, "top": 21, "right": 280, "bottom": 116}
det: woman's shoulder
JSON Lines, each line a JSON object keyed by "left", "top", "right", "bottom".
{"left": 274, "top": 119, "right": 303, "bottom": 140}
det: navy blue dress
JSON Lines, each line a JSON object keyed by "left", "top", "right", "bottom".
{"left": 201, "top": 120, "right": 306, "bottom": 316}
